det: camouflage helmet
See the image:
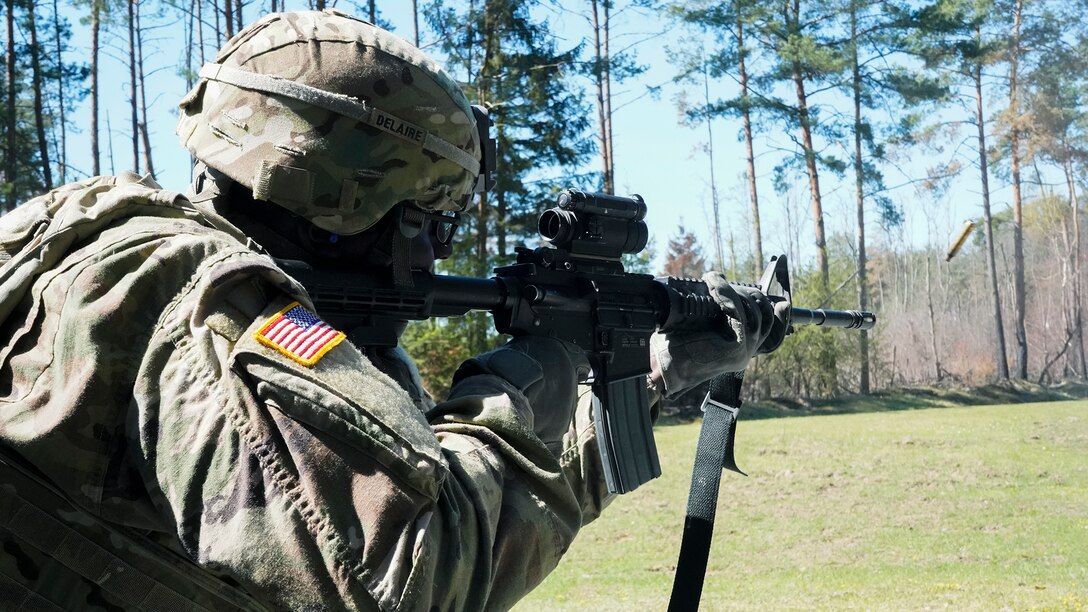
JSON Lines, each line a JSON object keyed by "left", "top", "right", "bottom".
{"left": 177, "top": 10, "right": 483, "bottom": 235}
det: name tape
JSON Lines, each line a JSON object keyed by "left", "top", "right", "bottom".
{"left": 371, "top": 108, "right": 428, "bottom": 145}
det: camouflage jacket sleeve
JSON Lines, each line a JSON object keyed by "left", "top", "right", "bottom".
{"left": 139, "top": 245, "right": 608, "bottom": 610}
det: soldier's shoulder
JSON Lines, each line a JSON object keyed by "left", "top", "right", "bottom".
{"left": 0, "top": 171, "right": 275, "bottom": 333}
{"left": 2, "top": 172, "right": 209, "bottom": 247}
{"left": 3, "top": 172, "right": 256, "bottom": 263}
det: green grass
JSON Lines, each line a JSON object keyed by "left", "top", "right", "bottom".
{"left": 516, "top": 400, "right": 1088, "bottom": 611}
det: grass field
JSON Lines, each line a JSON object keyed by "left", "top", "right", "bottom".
{"left": 515, "top": 400, "right": 1088, "bottom": 611}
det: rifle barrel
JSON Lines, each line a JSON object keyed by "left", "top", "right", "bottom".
{"left": 791, "top": 307, "right": 876, "bottom": 330}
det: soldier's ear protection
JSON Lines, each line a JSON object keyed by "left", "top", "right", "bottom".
{"left": 472, "top": 105, "right": 497, "bottom": 194}
{"left": 397, "top": 206, "right": 461, "bottom": 252}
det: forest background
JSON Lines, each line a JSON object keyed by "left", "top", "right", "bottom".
{"left": 3, "top": 0, "right": 1087, "bottom": 404}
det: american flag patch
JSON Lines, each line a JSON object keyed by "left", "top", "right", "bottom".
{"left": 254, "top": 302, "right": 345, "bottom": 366}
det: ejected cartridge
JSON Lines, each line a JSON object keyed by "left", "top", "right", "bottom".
{"left": 946, "top": 220, "right": 975, "bottom": 261}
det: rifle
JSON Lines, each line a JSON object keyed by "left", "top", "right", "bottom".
{"left": 284, "top": 189, "right": 875, "bottom": 495}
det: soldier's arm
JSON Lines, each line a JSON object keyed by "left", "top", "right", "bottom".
{"left": 137, "top": 257, "right": 590, "bottom": 610}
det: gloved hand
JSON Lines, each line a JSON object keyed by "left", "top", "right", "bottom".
{"left": 453, "top": 336, "right": 591, "bottom": 449}
{"left": 650, "top": 271, "right": 789, "bottom": 398}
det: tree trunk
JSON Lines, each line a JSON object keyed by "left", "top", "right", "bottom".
{"left": 136, "top": 0, "right": 154, "bottom": 178}
{"left": 52, "top": 0, "right": 66, "bottom": 183}
{"left": 127, "top": 0, "right": 139, "bottom": 174}
{"left": 106, "top": 110, "right": 116, "bottom": 174}
{"left": 412, "top": 0, "right": 419, "bottom": 46}
{"left": 728, "top": 229, "right": 737, "bottom": 280}
{"left": 485, "top": 4, "right": 502, "bottom": 262}
{"left": 704, "top": 66, "right": 723, "bottom": 271}
{"left": 213, "top": 0, "right": 222, "bottom": 47}
{"left": 5, "top": 0, "right": 17, "bottom": 211}
{"left": 1009, "top": 0, "right": 1028, "bottom": 379}
{"left": 27, "top": 0, "right": 52, "bottom": 189}
{"left": 495, "top": 113, "right": 506, "bottom": 258}
{"left": 926, "top": 255, "right": 943, "bottom": 381}
{"left": 234, "top": 0, "right": 241, "bottom": 32}
{"left": 973, "top": 44, "right": 1010, "bottom": 380}
{"left": 368, "top": 0, "right": 375, "bottom": 23}
{"left": 785, "top": 0, "right": 827, "bottom": 290}
{"left": 472, "top": 188, "right": 490, "bottom": 355}
{"left": 850, "top": 2, "right": 869, "bottom": 393}
{"left": 223, "top": 0, "right": 233, "bottom": 39}
{"left": 1059, "top": 180, "right": 1077, "bottom": 376}
{"left": 737, "top": 14, "right": 762, "bottom": 274}
{"left": 603, "top": 0, "right": 614, "bottom": 194}
{"left": 591, "top": 0, "right": 612, "bottom": 194}
{"left": 197, "top": 0, "right": 205, "bottom": 65}
{"left": 185, "top": 0, "right": 195, "bottom": 89}
{"left": 469, "top": 0, "right": 490, "bottom": 355}
{"left": 496, "top": 195, "right": 507, "bottom": 259}
{"left": 1064, "top": 152, "right": 1087, "bottom": 376}
{"left": 90, "top": 0, "right": 101, "bottom": 175}
{"left": 793, "top": 61, "right": 828, "bottom": 290}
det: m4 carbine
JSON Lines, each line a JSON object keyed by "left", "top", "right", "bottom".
{"left": 286, "top": 189, "right": 875, "bottom": 495}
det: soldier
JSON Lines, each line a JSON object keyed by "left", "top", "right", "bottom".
{"left": 0, "top": 10, "right": 784, "bottom": 611}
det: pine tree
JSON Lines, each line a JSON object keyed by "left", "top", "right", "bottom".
{"left": 582, "top": 1, "right": 647, "bottom": 194}
{"left": 1022, "top": 4, "right": 1088, "bottom": 377}
{"left": 839, "top": 0, "right": 946, "bottom": 392}
{"left": 671, "top": 0, "right": 765, "bottom": 276}
{"left": 661, "top": 224, "right": 707, "bottom": 278}
{"left": 913, "top": 0, "right": 1010, "bottom": 380}
{"left": 1006, "top": 0, "right": 1028, "bottom": 379}
{"left": 2, "top": 0, "right": 82, "bottom": 207}
{"left": 424, "top": 0, "right": 594, "bottom": 354}
{"left": 25, "top": 0, "right": 50, "bottom": 190}
{"left": 849, "top": 0, "right": 871, "bottom": 391}
{"left": 972, "top": 16, "right": 1011, "bottom": 381}
{"left": 681, "top": 0, "right": 848, "bottom": 389}
{"left": 760, "top": 0, "right": 849, "bottom": 291}
{"left": 134, "top": 0, "right": 154, "bottom": 178}
{"left": 51, "top": 0, "right": 67, "bottom": 182}
{"left": 592, "top": 0, "right": 613, "bottom": 193}
{"left": 682, "top": 0, "right": 848, "bottom": 292}
{"left": 43, "top": 4, "right": 87, "bottom": 184}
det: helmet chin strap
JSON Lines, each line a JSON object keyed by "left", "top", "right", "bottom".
{"left": 389, "top": 208, "right": 416, "bottom": 289}
{"left": 391, "top": 233, "right": 415, "bottom": 288}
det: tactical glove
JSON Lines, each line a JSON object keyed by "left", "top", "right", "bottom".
{"left": 650, "top": 271, "right": 788, "bottom": 398}
{"left": 454, "top": 337, "right": 591, "bottom": 451}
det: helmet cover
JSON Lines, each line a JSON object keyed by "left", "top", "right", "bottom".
{"left": 177, "top": 10, "right": 481, "bottom": 235}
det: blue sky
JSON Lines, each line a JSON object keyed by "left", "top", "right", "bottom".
{"left": 55, "top": 0, "right": 1022, "bottom": 279}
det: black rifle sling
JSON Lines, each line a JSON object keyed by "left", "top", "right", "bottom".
{"left": 668, "top": 371, "right": 745, "bottom": 612}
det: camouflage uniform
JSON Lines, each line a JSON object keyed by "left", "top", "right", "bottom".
{"left": 0, "top": 172, "right": 610, "bottom": 610}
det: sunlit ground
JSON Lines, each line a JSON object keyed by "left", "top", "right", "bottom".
{"left": 517, "top": 400, "right": 1088, "bottom": 611}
